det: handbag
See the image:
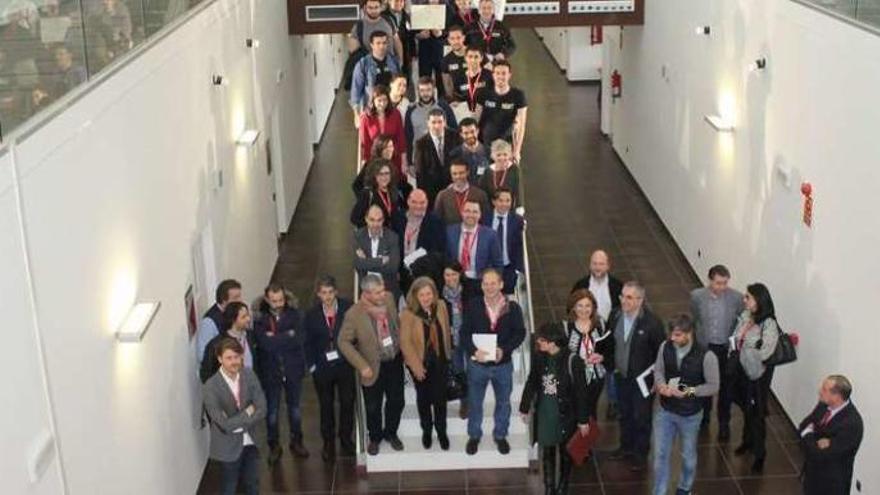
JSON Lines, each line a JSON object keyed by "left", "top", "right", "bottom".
{"left": 758, "top": 323, "right": 798, "bottom": 367}
{"left": 566, "top": 417, "right": 600, "bottom": 466}
{"left": 445, "top": 367, "right": 467, "bottom": 402}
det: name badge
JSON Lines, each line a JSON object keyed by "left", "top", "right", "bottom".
{"left": 325, "top": 351, "right": 339, "bottom": 362}
{"left": 449, "top": 63, "right": 460, "bottom": 71}
{"left": 501, "top": 103, "right": 515, "bottom": 110}
{"left": 382, "top": 336, "right": 394, "bottom": 348}
{"left": 477, "top": 166, "right": 487, "bottom": 176}
{"left": 460, "top": 84, "right": 469, "bottom": 91}
{"left": 485, "top": 101, "right": 497, "bottom": 108}
{"left": 492, "top": 32, "right": 501, "bottom": 38}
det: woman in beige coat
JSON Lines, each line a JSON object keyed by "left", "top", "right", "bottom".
{"left": 400, "top": 276, "right": 453, "bottom": 450}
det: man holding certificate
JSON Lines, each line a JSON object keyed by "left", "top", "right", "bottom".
{"left": 461, "top": 268, "right": 526, "bottom": 455}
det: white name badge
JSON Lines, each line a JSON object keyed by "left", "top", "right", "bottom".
{"left": 325, "top": 351, "right": 339, "bottom": 362}
{"left": 501, "top": 103, "right": 515, "bottom": 110}
{"left": 477, "top": 166, "right": 487, "bottom": 176}
{"left": 382, "top": 336, "right": 394, "bottom": 348}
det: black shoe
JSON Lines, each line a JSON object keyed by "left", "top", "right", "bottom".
{"left": 674, "top": 489, "right": 691, "bottom": 495}
{"left": 606, "top": 403, "right": 619, "bottom": 420}
{"left": 290, "top": 439, "right": 310, "bottom": 459}
{"left": 422, "top": 431, "right": 432, "bottom": 449}
{"left": 321, "top": 442, "right": 335, "bottom": 462}
{"left": 438, "top": 433, "right": 450, "bottom": 451}
{"left": 734, "top": 443, "right": 751, "bottom": 456}
{"left": 267, "top": 444, "right": 282, "bottom": 465}
{"left": 386, "top": 434, "right": 404, "bottom": 451}
{"left": 751, "top": 457, "right": 765, "bottom": 474}
{"left": 717, "top": 424, "right": 731, "bottom": 442}
{"left": 494, "top": 437, "right": 510, "bottom": 455}
{"left": 367, "top": 441, "right": 380, "bottom": 456}
{"left": 466, "top": 438, "right": 480, "bottom": 455}
{"left": 340, "top": 441, "right": 356, "bottom": 457}
{"left": 608, "top": 448, "right": 631, "bottom": 461}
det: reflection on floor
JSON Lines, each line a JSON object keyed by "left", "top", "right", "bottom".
{"left": 197, "top": 29, "right": 804, "bottom": 494}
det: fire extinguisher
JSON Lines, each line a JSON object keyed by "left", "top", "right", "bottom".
{"left": 591, "top": 25, "right": 604, "bottom": 45}
{"left": 611, "top": 70, "right": 622, "bottom": 99}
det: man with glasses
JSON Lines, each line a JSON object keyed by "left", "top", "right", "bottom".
{"left": 607, "top": 281, "right": 665, "bottom": 472}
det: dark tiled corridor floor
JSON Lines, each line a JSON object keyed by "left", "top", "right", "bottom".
{"left": 197, "top": 29, "right": 804, "bottom": 494}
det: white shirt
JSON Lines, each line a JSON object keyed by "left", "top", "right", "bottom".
{"left": 589, "top": 275, "right": 612, "bottom": 323}
{"left": 219, "top": 368, "right": 254, "bottom": 446}
{"left": 492, "top": 212, "right": 509, "bottom": 266}
{"left": 369, "top": 231, "right": 382, "bottom": 257}
{"left": 801, "top": 400, "right": 850, "bottom": 437}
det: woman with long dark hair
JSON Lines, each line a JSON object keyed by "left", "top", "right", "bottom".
{"left": 563, "top": 289, "right": 615, "bottom": 421}
{"left": 730, "top": 283, "right": 780, "bottom": 473}
{"left": 359, "top": 84, "right": 407, "bottom": 177}
{"left": 350, "top": 158, "right": 410, "bottom": 228}
{"left": 352, "top": 134, "right": 397, "bottom": 194}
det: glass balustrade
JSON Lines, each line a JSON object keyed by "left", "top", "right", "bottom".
{"left": 797, "top": 0, "right": 880, "bottom": 31}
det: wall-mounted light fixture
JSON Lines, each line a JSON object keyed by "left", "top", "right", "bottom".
{"left": 236, "top": 129, "right": 261, "bottom": 147}
{"left": 211, "top": 74, "right": 229, "bottom": 86}
{"left": 704, "top": 114, "right": 735, "bottom": 132}
{"left": 116, "top": 302, "right": 161, "bottom": 343}
{"left": 695, "top": 25, "right": 711, "bottom": 35}
{"left": 246, "top": 38, "right": 260, "bottom": 48}
{"left": 748, "top": 57, "right": 767, "bottom": 72}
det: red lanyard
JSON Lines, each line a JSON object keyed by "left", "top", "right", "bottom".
{"left": 485, "top": 298, "right": 504, "bottom": 332}
{"left": 492, "top": 166, "right": 509, "bottom": 189}
{"left": 405, "top": 223, "right": 420, "bottom": 249}
{"left": 378, "top": 189, "right": 393, "bottom": 214}
{"left": 454, "top": 188, "right": 469, "bottom": 214}
{"left": 479, "top": 18, "right": 496, "bottom": 45}
{"left": 467, "top": 70, "right": 483, "bottom": 109}
{"left": 460, "top": 9, "right": 472, "bottom": 25}
{"left": 268, "top": 314, "right": 278, "bottom": 335}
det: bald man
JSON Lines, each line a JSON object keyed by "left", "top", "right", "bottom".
{"left": 393, "top": 189, "right": 447, "bottom": 293}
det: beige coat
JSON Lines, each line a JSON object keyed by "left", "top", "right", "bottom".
{"left": 337, "top": 292, "right": 400, "bottom": 387}
{"left": 399, "top": 303, "right": 453, "bottom": 378}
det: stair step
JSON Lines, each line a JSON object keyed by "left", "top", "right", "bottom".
{"left": 403, "top": 381, "right": 527, "bottom": 403}
{"left": 396, "top": 403, "right": 528, "bottom": 436}
{"left": 365, "top": 433, "right": 531, "bottom": 472}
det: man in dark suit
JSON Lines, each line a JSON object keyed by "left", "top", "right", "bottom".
{"left": 203, "top": 338, "right": 267, "bottom": 495}
{"left": 413, "top": 108, "right": 462, "bottom": 207}
{"left": 607, "top": 281, "right": 666, "bottom": 471}
{"left": 446, "top": 199, "right": 503, "bottom": 299}
{"left": 482, "top": 187, "right": 523, "bottom": 295}
{"left": 304, "top": 275, "right": 356, "bottom": 462}
{"left": 252, "top": 283, "right": 308, "bottom": 463}
{"left": 354, "top": 205, "right": 402, "bottom": 298}
{"left": 392, "top": 188, "right": 447, "bottom": 294}
{"left": 798, "top": 375, "right": 864, "bottom": 495}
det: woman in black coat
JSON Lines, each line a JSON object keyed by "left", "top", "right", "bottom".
{"left": 563, "top": 289, "right": 615, "bottom": 419}
{"left": 520, "top": 323, "right": 590, "bottom": 495}
{"left": 349, "top": 158, "right": 411, "bottom": 228}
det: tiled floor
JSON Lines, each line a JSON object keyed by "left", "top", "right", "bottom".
{"left": 196, "top": 29, "right": 804, "bottom": 494}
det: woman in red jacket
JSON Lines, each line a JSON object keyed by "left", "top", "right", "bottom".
{"left": 359, "top": 85, "right": 408, "bottom": 177}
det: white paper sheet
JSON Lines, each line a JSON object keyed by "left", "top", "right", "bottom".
{"left": 472, "top": 334, "right": 498, "bottom": 362}
{"left": 411, "top": 4, "right": 446, "bottom": 30}
{"left": 40, "top": 16, "right": 71, "bottom": 44}
{"left": 636, "top": 364, "right": 655, "bottom": 398}
{"left": 403, "top": 247, "right": 427, "bottom": 268}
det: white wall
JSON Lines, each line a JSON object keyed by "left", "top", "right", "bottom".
{"left": 0, "top": 0, "right": 343, "bottom": 492}
{"left": 537, "top": 27, "right": 603, "bottom": 81}
{"left": 607, "top": 0, "right": 878, "bottom": 491}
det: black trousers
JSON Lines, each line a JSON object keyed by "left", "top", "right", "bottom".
{"left": 739, "top": 366, "right": 774, "bottom": 460}
{"left": 418, "top": 37, "right": 445, "bottom": 96}
{"left": 702, "top": 343, "right": 732, "bottom": 426}
{"left": 542, "top": 445, "right": 574, "bottom": 494}
{"left": 501, "top": 264, "right": 517, "bottom": 295}
{"left": 313, "top": 363, "right": 356, "bottom": 448}
{"left": 362, "top": 352, "right": 405, "bottom": 443}
{"left": 413, "top": 358, "right": 449, "bottom": 436}
{"left": 616, "top": 373, "right": 654, "bottom": 461}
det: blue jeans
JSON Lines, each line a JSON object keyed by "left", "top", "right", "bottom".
{"left": 264, "top": 375, "right": 303, "bottom": 447}
{"left": 467, "top": 360, "right": 513, "bottom": 440}
{"left": 452, "top": 343, "right": 468, "bottom": 375}
{"left": 220, "top": 445, "right": 259, "bottom": 495}
{"left": 606, "top": 371, "right": 619, "bottom": 404}
{"left": 652, "top": 408, "right": 703, "bottom": 495}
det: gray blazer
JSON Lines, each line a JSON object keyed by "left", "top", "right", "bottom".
{"left": 353, "top": 227, "right": 401, "bottom": 293}
{"left": 202, "top": 367, "right": 267, "bottom": 462}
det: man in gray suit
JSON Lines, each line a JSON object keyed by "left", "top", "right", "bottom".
{"left": 354, "top": 204, "right": 402, "bottom": 298}
{"left": 203, "top": 338, "right": 267, "bottom": 495}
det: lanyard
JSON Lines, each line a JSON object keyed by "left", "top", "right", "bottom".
{"left": 405, "top": 222, "right": 420, "bottom": 250}
{"left": 268, "top": 314, "right": 278, "bottom": 335}
{"left": 467, "top": 70, "right": 483, "bottom": 110}
{"left": 485, "top": 298, "right": 504, "bottom": 332}
{"left": 479, "top": 18, "right": 496, "bottom": 45}
{"left": 460, "top": 9, "right": 472, "bottom": 25}
{"left": 492, "top": 166, "right": 509, "bottom": 189}
{"left": 454, "top": 187, "right": 469, "bottom": 214}
{"left": 378, "top": 189, "right": 393, "bottom": 214}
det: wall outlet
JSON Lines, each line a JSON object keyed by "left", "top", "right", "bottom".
{"left": 505, "top": 2, "right": 560, "bottom": 15}
{"left": 569, "top": 0, "right": 636, "bottom": 14}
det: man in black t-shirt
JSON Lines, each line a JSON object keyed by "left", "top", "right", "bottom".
{"left": 441, "top": 25, "right": 468, "bottom": 103}
{"left": 451, "top": 46, "right": 493, "bottom": 116}
{"left": 475, "top": 60, "right": 527, "bottom": 162}
{"left": 465, "top": 0, "right": 516, "bottom": 67}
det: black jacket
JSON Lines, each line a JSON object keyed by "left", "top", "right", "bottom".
{"left": 413, "top": 129, "right": 462, "bottom": 207}
{"left": 252, "top": 306, "right": 306, "bottom": 384}
{"left": 391, "top": 211, "right": 447, "bottom": 257}
{"left": 562, "top": 320, "right": 614, "bottom": 417}
{"left": 350, "top": 186, "right": 410, "bottom": 228}
{"left": 461, "top": 297, "right": 525, "bottom": 365}
{"left": 607, "top": 306, "right": 665, "bottom": 380}
{"left": 798, "top": 401, "right": 864, "bottom": 495}
{"left": 571, "top": 274, "right": 624, "bottom": 315}
{"left": 520, "top": 348, "right": 590, "bottom": 443}
{"left": 303, "top": 298, "right": 354, "bottom": 375}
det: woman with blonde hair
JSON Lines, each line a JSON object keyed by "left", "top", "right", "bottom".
{"left": 399, "top": 276, "right": 453, "bottom": 450}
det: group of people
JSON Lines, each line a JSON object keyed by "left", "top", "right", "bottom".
{"left": 195, "top": 1, "right": 863, "bottom": 495}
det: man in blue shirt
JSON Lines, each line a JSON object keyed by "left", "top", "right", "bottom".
{"left": 350, "top": 30, "right": 401, "bottom": 124}
{"left": 196, "top": 279, "right": 242, "bottom": 365}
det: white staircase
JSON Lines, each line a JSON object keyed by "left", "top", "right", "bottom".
{"left": 366, "top": 352, "right": 532, "bottom": 472}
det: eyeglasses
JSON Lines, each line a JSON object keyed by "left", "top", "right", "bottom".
{"left": 377, "top": 171, "right": 391, "bottom": 176}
